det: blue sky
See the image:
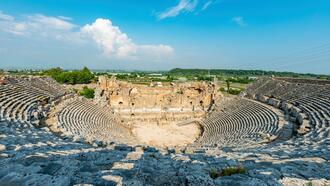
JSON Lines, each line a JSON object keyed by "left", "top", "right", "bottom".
{"left": 0, "top": 0, "right": 329, "bottom": 74}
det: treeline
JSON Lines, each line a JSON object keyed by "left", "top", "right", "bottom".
{"left": 167, "top": 68, "right": 326, "bottom": 78}
{"left": 225, "top": 77, "right": 253, "bottom": 84}
{"left": 43, "top": 67, "right": 95, "bottom": 84}
{"left": 114, "top": 73, "right": 175, "bottom": 82}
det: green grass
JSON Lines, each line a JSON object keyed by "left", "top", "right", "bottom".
{"left": 210, "top": 169, "right": 219, "bottom": 179}
{"left": 209, "top": 166, "right": 247, "bottom": 179}
{"left": 220, "top": 166, "right": 247, "bottom": 176}
{"left": 79, "top": 86, "right": 95, "bottom": 99}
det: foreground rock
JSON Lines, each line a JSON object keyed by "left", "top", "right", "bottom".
{"left": 0, "top": 121, "right": 329, "bottom": 185}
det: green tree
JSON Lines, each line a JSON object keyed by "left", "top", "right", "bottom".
{"left": 43, "top": 67, "right": 63, "bottom": 78}
{"left": 79, "top": 86, "right": 95, "bottom": 99}
{"left": 166, "top": 75, "right": 174, "bottom": 81}
{"left": 44, "top": 67, "right": 94, "bottom": 84}
{"left": 318, "top": 75, "right": 328, "bottom": 80}
{"left": 225, "top": 79, "right": 230, "bottom": 91}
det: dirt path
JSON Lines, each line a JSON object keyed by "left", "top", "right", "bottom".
{"left": 132, "top": 122, "right": 201, "bottom": 148}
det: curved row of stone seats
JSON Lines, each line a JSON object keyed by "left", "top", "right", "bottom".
{"left": 0, "top": 76, "right": 65, "bottom": 124}
{"left": 56, "top": 98, "right": 134, "bottom": 144}
{"left": 296, "top": 96, "right": 330, "bottom": 138}
{"left": 276, "top": 77, "right": 330, "bottom": 85}
{"left": 0, "top": 84, "right": 47, "bottom": 123}
{"left": 246, "top": 77, "right": 328, "bottom": 102}
{"left": 4, "top": 76, "right": 66, "bottom": 99}
{"left": 198, "top": 98, "right": 279, "bottom": 146}
{"left": 254, "top": 79, "right": 282, "bottom": 97}
{"left": 246, "top": 77, "right": 330, "bottom": 138}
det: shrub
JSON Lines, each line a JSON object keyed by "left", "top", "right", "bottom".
{"left": 43, "top": 67, "right": 63, "bottom": 78}
{"left": 228, "top": 88, "right": 243, "bottom": 95}
{"left": 307, "top": 182, "right": 313, "bottom": 186}
{"left": 219, "top": 87, "right": 226, "bottom": 92}
{"left": 79, "top": 86, "right": 95, "bottom": 99}
{"left": 220, "top": 166, "right": 247, "bottom": 176}
{"left": 116, "top": 74, "right": 129, "bottom": 80}
{"left": 197, "top": 75, "right": 213, "bottom": 81}
{"left": 70, "top": 88, "right": 78, "bottom": 94}
{"left": 209, "top": 166, "right": 247, "bottom": 179}
{"left": 210, "top": 169, "right": 220, "bottom": 179}
{"left": 176, "top": 90, "right": 184, "bottom": 94}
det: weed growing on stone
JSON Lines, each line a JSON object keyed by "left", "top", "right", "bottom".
{"left": 220, "top": 166, "right": 247, "bottom": 176}
{"left": 210, "top": 169, "right": 219, "bottom": 179}
{"left": 209, "top": 166, "right": 247, "bottom": 179}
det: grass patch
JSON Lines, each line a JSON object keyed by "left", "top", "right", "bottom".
{"left": 227, "top": 88, "right": 243, "bottom": 95}
{"left": 210, "top": 169, "right": 219, "bottom": 179}
{"left": 220, "top": 166, "right": 247, "bottom": 176}
{"left": 219, "top": 87, "right": 244, "bottom": 95}
{"left": 79, "top": 86, "right": 95, "bottom": 99}
{"left": 209, "top": 166, "right": 247, "bottom": 179}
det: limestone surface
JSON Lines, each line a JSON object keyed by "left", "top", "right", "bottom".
{"left": 0, "top": 76, "right": 329, "bottom": 185}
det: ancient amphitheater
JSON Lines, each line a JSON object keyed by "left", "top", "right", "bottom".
{"left": 0, "top": 75, "right": 329, "bottom": 186}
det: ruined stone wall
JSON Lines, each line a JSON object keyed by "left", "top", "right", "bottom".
{"left": 95, "top": 76, "right": 219, "bottom": 125}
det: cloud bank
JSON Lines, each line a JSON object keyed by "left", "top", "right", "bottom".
{"left": 0, "top": 13, "right": 76, "bottom": 36}
{"left": 81, "top": 19, "right": 173, "bottom": 60}
{"left": 0, "top": 12, "right": 173, "bottom": 61}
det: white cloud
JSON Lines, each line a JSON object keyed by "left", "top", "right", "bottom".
{"left": 0, "top": 12, "right": 25, "bottom": 36}
{"left": 57, "top": 16, "right": 73, "bottom": 21}
{"left": 201, "top": 1, "right": 213, "bottom": 11}
{"left": 26, "top": 14, "right": 75, "bottom": 31}
{"left": 157, "top": 0, "right": 218, "bottom": 20}
{"left": 0, "top": 13, "right": 76, "bottom": 37}
{"left": 157, "top": 0, "right": 199, "bottom": 20}
{"left": 0, "top": 12, "right": 174, "bottom": 61}
{"left": 81, "top": 18, "right": 173, "bottom": 60}
{"left": 0, "top": 11, "right": 14, "bottom": 21}
{"left": 232, "top": 16, "right": 246, "bottom": 27}
{"left": 23, "top": 14, "right": 80, "bottom": 41}
{"left": 81, "top": 18, "right": 136, "bottom": 59}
